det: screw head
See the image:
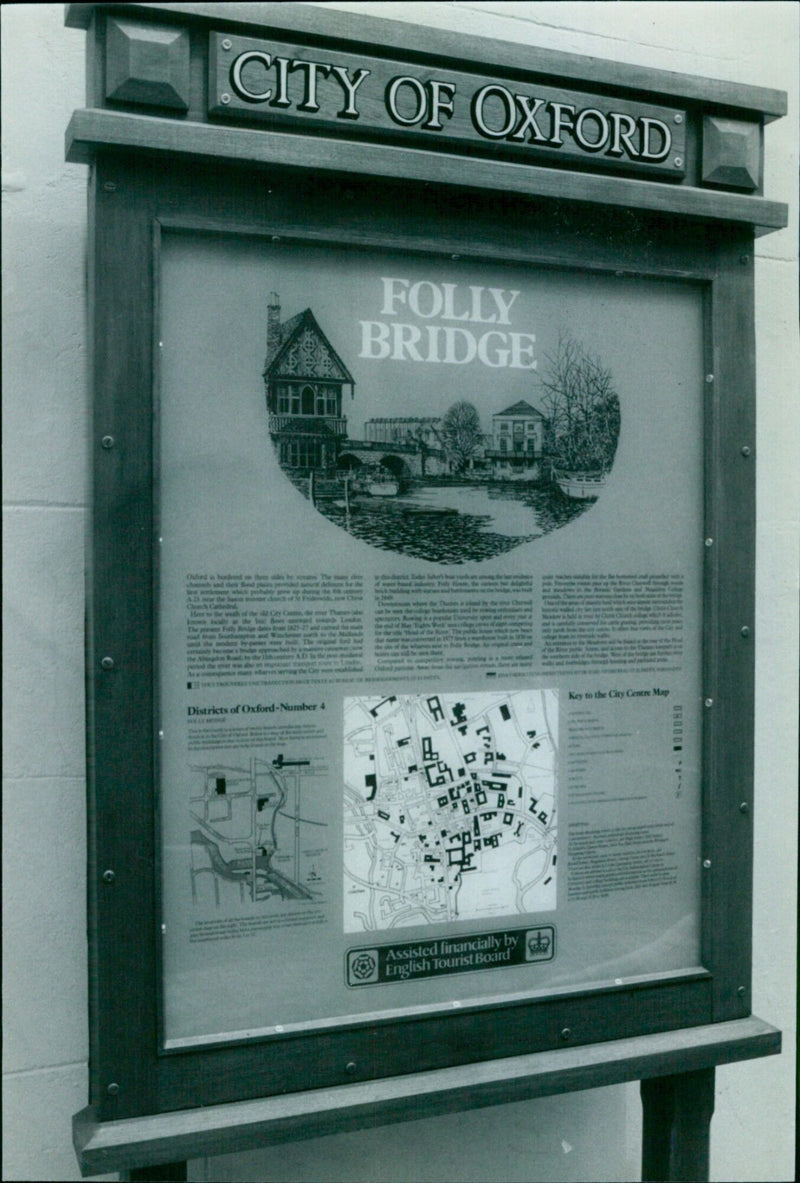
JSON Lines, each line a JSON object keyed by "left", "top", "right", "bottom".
{"left": 737, "top": 986, "right": 746, "bottom": 997}
{"left": 107, "top": 1082, "right": 120, "bottom": 1096}
{"left": 101, "top": 435, "right": 114, "bottom": 449}
{"left": 706, "top": 374, "right": 714, "bottom": 383}
{"left": 704, "top": 698, "right": 713, "bottom": 708}
{"left": 101, "top": 656, "right": 114, "bottom": 670}
{"left": 560, "top": 1027, "right": 571, "bottom": 1041}
{"left": 345, "top": 1061, "right": 357, "bottom": 1074}
{"left": 739, "top": 801, "right": 749, "bottom": 814}
{"left": 741, "top": 445, "right": 751, "bottom": 457}
{"left": 221, "top": 92, "right": 231, "bottom": 104}
{"left": 741, "top": 626, "right": 750, "bottom": 638}
{"left": 103, "top": 181, "right": 117, "bottom": 193}
{"left": 102, "top": 869, "right": 115, "bottom": 884}
{"left": 674, "top": 114, "right": 683, "bottom": 124}
{"left": 221, "top": 38, "right": 232, "bottom": 50}
{"left": 740, "top": 255, "right": 750, "bottom": 265}
{"left": 705, "top": 537, "right": 714, "bottom": 547}
{"left": 703, "top": 858, "right": 712, "bottom": 869}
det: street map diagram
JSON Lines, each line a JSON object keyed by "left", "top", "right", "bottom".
{"left": 189, "top": 754, "right": 327, "bottom": 908}
{"left": 344, "top": 691, "right": 557, "bottom": 932}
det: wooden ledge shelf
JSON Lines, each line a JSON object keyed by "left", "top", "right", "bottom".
{"left": 73, "top": 1015, "right": 779, "bottom": 1176}
{"left": 65, "top": 109, "right": 789, "bottom": 236}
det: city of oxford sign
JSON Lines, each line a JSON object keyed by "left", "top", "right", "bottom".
{"left": 209, "top": 33, "right": 687, "bottom": 178}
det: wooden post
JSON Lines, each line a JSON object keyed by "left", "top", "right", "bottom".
{"left": 641, "top": 1067, "right": 716, "bottom": 1182}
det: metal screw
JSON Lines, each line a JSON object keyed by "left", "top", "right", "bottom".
{"left": 221, "top": 38, "right": 232, "bottom": 50}
{"left": 345, "top": 1061, "right": 357, "bottom": 1074}
{"left": 704, "top": 698, "right": 713, "bottom": 708}
{"left": 451, "top": 254, "right": 461, "bottom": 261}
{"left": 703, "top": 859, "right": 712, "bottom": 869}
{"left": 560, "top": 1027, "right": 572, "bottom": 1041}
{"left": 674, "top": 156, "right": 683, "bottom": 168}
{"left": 221, "top": 93, "right": 231, "bottom": 104}
{"left": 740, "top": 626, "right": 750, "bottom": 638}
{"left": 705, "top": 537, "right": 713, "bottom": 547}
{"left": 271, "top": 235, "right": 281, "bottom": 243}
{"left": 706, "top": 374, "right": 714, "bottom": 383}
{"left": 737, "top": 986, "right": 746, "bottom": 997}
{"left": 107, "top": 1082, "right": 120, "bottom": 1096}
{"left": 101, "top": 656, "right": 114, "bottom": 670}
{"left": 674, "top": 114, "right": 683, "bottom": 124}
{"left": 101, "top": 435, "right": 114, "bottom": 449}
{"left": 103, "top": 181, "right": 117, "bottom": 193}
{"left": 102, "top": 869, "right": 115, "bottom": 884}
{"left": 741, "top": 445, "right": 751, "bottom": 457}
{"left": 739, "top": 801, "right": 750, "bottom": 814}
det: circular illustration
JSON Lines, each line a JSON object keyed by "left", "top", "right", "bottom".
{"left": 264, "top": 292, "right": 620, "bottom": 564}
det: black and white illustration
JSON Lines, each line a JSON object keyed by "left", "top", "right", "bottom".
{"left": 263, "top": 276, "right": 620, "bottom": 564}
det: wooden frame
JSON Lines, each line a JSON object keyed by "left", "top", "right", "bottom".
{"left": 67, "top": 3, "right": 785, "bottom": 1176}
{"left": 84, "top": 152, "right": 753, "bottom": 1111}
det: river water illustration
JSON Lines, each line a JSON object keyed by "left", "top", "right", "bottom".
{"left": 312, "top": 479, "right": 592, "bottom": 563}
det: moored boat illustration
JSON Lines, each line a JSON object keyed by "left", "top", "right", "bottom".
{"left": 552, "top": 468, "right": 607, "bottom": 500}
{"left": 366, "top": 477, "right": 399, "bottom": 496}
{"left": 357, "top": 468, "right": 400, "bottom": 496}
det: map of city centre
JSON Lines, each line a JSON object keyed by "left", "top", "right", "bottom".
{"left": 344, "top": 691, "right": 557, "bottom": 933}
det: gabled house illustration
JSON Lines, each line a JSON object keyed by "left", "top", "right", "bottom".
{"left": 263, "top": 294, "right": 355, "bottom": 471}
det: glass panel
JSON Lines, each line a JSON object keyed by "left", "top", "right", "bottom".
{"left": 158, "top": 233, "right": 704, "bottom": 1047}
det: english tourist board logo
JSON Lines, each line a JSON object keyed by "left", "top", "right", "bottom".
{"left": 346, "top": 925, "right": 557, "bottom": 987}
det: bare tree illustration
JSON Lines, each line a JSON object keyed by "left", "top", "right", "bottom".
{"left": 440, "top": 401, "right": 483, "bottom": 473}
{"left": 539, "top": 332, "right": 620, "bottom": 473}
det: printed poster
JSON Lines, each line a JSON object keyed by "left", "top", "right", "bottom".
{"left": 158, "top": 233, "right": 703, "bottom": 1046}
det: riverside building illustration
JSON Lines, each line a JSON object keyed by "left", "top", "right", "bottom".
{"left": 263, "top": 295, "right": 620, "bottom": 562}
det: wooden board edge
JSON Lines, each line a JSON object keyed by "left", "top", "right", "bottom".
{"left": 64, "top": 110, "right": 790, "bottom": 232}
{"left": 73, "top": 1017, "right": 780, "bottom": 1175}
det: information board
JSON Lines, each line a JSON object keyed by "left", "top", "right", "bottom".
{"left": 158, "top": 232, "right": 704, "bottom": 1048}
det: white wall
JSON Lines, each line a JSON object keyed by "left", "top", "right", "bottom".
{"left": 2, "top": 4, "right": 796, "bottom": 1181}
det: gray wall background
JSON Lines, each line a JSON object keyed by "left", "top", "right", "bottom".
{"left": 3, "top": 4, "right": 797, "bottom": 1180}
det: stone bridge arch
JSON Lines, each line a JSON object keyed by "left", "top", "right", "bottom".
{"left": 336, "top": 442, "right": 447, "bottom": 478}
{"left": 377, "top": 453, "right": 413, "bottom": 480}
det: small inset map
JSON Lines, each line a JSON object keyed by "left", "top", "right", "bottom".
{"left": 190, "top": 754, "right": 327, "bottom": 908}
{"left": 343, "top": 691, "right": 557, "bottom": 933}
